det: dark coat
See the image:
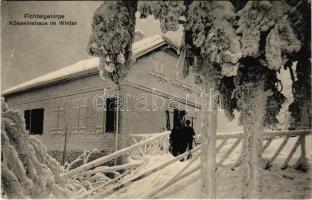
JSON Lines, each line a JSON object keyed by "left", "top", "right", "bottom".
{"left": 183, "top": 126, "right": 195, "bottom": 142}
{"left": 182, "top": 126, "right": 195, "bottom": 151}
{"left": 170, "top": 127, "right": 183, "bottom": 156}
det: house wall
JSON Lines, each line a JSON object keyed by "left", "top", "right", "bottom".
{"left": 122, "top": 48, "right": 201, "bottom": 135}
{"left": 117, "top": 83, "right": 201, "bottom": 149}
{"left": 4, "top": 74, "right": 123, "bottom": 158}
{"left": 4, "top": 49, "right": 202, "bottom": 161}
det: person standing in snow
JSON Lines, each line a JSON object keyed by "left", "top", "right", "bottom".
{"left": 169, "top": 125, "right": 182, "bottom": 156}
{"left": 181, "top": 120, "right": 195, "bottom": 154}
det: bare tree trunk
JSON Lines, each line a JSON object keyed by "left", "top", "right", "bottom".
{"left": 200, "top": 78, "right": 218, "bottom": 199}
{"left": 241, "top": 82, "right": 270, "bottom": 198}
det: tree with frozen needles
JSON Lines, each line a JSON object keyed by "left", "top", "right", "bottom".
{"left": 1, "top": 99, "right": 68, "bottom": 198}
{"left": 87, "top": 0, "right": 310, "bottom": 198}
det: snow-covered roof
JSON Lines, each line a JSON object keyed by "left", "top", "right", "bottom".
{"left": 2, "top": 35, "right": 168, "bottom": 96}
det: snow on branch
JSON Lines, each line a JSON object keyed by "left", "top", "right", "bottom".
{"left": 87, "top": 1, "right": 137, "bottom": 84}
{"left": 1, "top": 99, "right": 68, "bottom": 198}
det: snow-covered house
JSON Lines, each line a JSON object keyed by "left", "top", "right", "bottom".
{"left": 2, "top": 35, "right": 201, "bottom": 161}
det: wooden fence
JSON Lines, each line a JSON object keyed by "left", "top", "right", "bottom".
{"left": 64, "top": 129, "right": 311, "bottom": 198}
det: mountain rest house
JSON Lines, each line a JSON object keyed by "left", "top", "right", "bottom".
{"left": 2, "top": 34, "right": 201, "bottom": 163}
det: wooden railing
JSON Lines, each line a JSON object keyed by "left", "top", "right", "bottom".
{"left": 128, "top": 132, "right": 170, "bottom": 157}
{"left": 63, "top": 131, "right": 171, "bottom": 198}
{"left": 121, "top": 129, "right": 311, "bottom": 199}
{"left": 63, "top": 131, "right": 170, "bottom": 178}
{"left": 215, "top": 129, "right": 311, "bottom": 169}
{"left": 93, "top": 146, "right": 201, "bottom": 199}
{"left": 64, "top": 129, "right": 311, "bottom": 198}
{"left": 128, "top": 129, "right": 311, "bottom": 169}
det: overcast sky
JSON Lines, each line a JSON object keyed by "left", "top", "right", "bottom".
{"left": 1, "top": 1, "right": 174, "bottom": 91}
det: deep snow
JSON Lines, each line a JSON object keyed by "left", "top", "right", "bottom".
{"left": 109, "top": 136, "right": 312, "bottom": 199}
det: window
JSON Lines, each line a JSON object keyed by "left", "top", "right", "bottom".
{"left": 105, "top": 97, "right": 117, "bottom": 133}
{"left": 24, "top": 108, "right": 44, "bottom": 135}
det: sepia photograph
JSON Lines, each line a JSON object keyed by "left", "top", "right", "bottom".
{"left": 1, "top": 0, "right": 311, "bottom": 199}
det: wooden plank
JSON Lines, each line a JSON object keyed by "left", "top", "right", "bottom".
{"left": 217, "top": 138, "right": 241, "bottom": 166}
{"left": 262, "top": 138, "right": 273, "bottom": 152}
{"left": 281, "top": 135, "right": 303, "bottom": 169}
{"left": 215, "top": 129, "right": 311, "bottom": 140}
{"left": 294, "top": 135, "right": 307, "bottom": 168}
{"left": 130, "top": 136, "right": 145, "bottom": 156}
{"left": 84, "top": 161, "right": 143, "bottom": 175}
{"left": 130, "top": 136, "right": 139, "bottom": 144}
{"left": 263, "top": 130, "right": 310, "bottom": 140}
{"left": 91, "top": 146, "right": 200, "bottom": 198}
{"left": 76, "top": 168, "right": 133, "bottom": 199}
{"left": 128, "top": 132, "right": 170, "bottom": 138}
{"left": 216, "top": 138, "right": 228, "bottom": 153}
{"left": 265, "top": 136, "right": 290, "bottom": 168}
{"left": 63, "top": 131, "right": 170, "bottom": 178}
{"left": 216, "top": 133, "right": 243, "bottom": 139}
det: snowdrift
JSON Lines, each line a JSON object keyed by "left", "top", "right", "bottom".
{"left": 109, "top": 136, "right": 311, "bottom": 199}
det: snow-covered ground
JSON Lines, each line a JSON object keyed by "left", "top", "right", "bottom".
{"left": 109, "top": 136, "right": 312, "bottom": 199}
{"left": 154, "top": 161, "right": 311, "bottom": 199}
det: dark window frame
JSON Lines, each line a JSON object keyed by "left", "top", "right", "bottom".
{"left": 105, "top": 97, "right": 117, "bottom": 133}
{"left": 24, "top": 108, "right": 44, "bottom": 135}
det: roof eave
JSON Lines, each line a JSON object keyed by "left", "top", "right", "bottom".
{"left": 2, "top": 37, "right": 171, "bottom": 97}
{"left": 2, "top": 67, "right": 99, "bottom": 97}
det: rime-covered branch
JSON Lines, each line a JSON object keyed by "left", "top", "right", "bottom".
{"left": 1, "top": 100, "right": 68, "bottom": 198}
{"left": 87, "top": 1, "right": 138, "bottom": 84}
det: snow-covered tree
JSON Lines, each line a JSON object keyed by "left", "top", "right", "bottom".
{"left": 286, "top": 0, "right": 311, "bottom": 130}
{"left": 1, "top": 99, "right": 68, "bottom": 198}
{"left": 87, "top": 1, "right": 137, "bottom": 84}
{"left": 86, "top": 1, "right": 139, "bottom": 154}
{"left": 87, "top": 0, "right": 310, "bottom": 198}
{"left": 286, "top": 0, "right": 311, "bottom": 171}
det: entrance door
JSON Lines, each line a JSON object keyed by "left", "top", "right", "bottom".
{"left": 173, "top": 109, "right": 186, "bottom": 128}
